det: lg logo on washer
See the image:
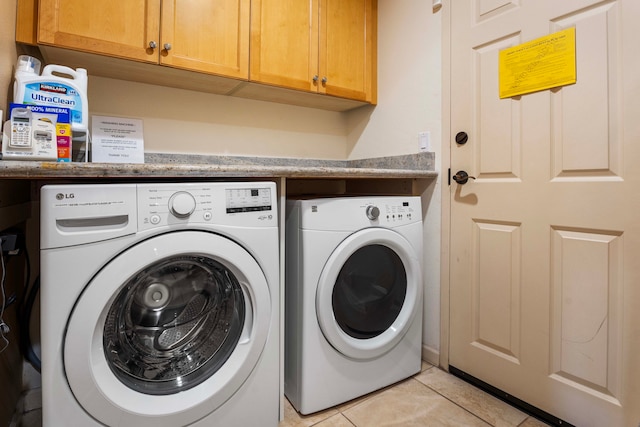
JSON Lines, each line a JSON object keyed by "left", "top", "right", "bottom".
{"left": 55, "top": 193, "right": 74, "bottom": 200}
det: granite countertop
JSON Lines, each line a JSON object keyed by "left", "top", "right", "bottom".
{"left": 0, "top": 152, "right": 437, "bottom": 180}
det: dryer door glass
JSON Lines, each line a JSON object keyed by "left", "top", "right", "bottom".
{"left": 332, "top": 244, "right": 407, "bottom": 339}
{"left": 316, "top": 227, "right": 420, "bottom": 359}
{"left": 103, "top": 255, "right": 245, "bottom": 395}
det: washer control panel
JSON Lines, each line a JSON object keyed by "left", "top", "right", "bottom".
{"left": 225, "top": 187, "right": 273, "bottom": 213}
{"left": 137, "top": 183, "right": 275, "bottom": 230}
{"left": 169, "top": 191, "right": 197, "bottom": 218}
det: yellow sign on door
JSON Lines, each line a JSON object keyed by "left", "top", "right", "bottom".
{"left": 499, "top": 27, "right": 576, "bottom": 99}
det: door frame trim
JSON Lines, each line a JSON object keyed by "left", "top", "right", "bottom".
{"left": 439, "top": 0, "right": 452, "bottom": 372}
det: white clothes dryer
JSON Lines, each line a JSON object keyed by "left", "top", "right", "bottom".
{"left": 40, "top": 182, "right": 279, "bottom": 427}
{"left": 284, "top": 196, "right": 423, "bottom": 414}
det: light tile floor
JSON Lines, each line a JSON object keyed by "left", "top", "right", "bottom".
{"left": 17, "top": 363, "right": 550, "bottom": 426}
{"left": 280, "top": 362, "right": 550, "bottom": 427}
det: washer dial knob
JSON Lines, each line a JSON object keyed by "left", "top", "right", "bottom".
{"left": 169, "top": 191, "right": 196, "bottom": 218}
{"left": 366, "top": 205, "right": 380, "bottom": 220}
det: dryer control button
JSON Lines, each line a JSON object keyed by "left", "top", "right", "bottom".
{"left": 366, "top": 205, "right": 380, "bottom": 220}
{"left": 169, "top": 191, "right": 196, "bottom": 218}
{"left": 150, "top": 214, "right": 161, "bottom": 225}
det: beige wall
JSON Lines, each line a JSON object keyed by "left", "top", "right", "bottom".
{"left": 89, "top": 77, "right": 350, "bottom": 159}
{"left": 347, "top": 2, "right": 442, "bottom": 161}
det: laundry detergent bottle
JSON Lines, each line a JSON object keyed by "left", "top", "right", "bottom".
{"left": 14, "top": 55, "right": 89, "bottom": 133}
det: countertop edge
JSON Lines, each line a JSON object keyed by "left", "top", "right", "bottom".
{"left": 0, "top": 161, "right": 438, "bottom": 179}
{"left": 0, "top": 152, "right": 438, "bottom": 179}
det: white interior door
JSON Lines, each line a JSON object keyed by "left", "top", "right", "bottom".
{"left": 448, "top": 1, "right": 640, "bottom": 425}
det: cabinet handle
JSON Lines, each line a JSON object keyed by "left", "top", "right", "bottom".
{"left": 312, "top": 75, "right": 319, "bottom": 82}
{"left": 163, "top": 43, "right": 172, "bottom": 51}
{"left": 321, "top": 76, "right": 328, "bottom": 84}
{"left": 149, "top": 41, "right": 157, "bottom": 49}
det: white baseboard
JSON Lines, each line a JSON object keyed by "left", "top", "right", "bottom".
{"left": 421, "top": 344, "right": 439, "bottom": 367}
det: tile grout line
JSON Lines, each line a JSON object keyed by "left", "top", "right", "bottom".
{"left": 332, "top": 365, "right": 493, "bottom": 427}
{"left": 411, "top": 372, "right": 496, "bottom": 426}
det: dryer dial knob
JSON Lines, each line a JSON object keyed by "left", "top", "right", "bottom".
{"left": 169, "top": 191, "right": 196, "bottom": 218}
{"left": 366, "top": 205, "right": 380, "bottom": 220}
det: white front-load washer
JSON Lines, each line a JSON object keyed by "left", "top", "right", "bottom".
{"left": 284, "top": 196, "right": 423, "bottom": 415}
{"left": 40, "top": 182, "right": 279, "bottom": 427}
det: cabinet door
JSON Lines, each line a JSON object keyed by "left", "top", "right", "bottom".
{"left": 161, "top": 0, "right": 250, "bottom": 79}
{"left": 319, "top": 0, "right": 378, "bottom": 103}
{"left": 320, "top": 0, "right": 377, "bottom": 103}
{"left": 250, "top": 0, "right": 319, "bottom": 92}
{"left": 38, "top": 0, "right": 161, "bottom": 63}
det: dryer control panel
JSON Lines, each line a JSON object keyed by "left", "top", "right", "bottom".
{"left": 376, "top": 200, "right": 418, "bottom": 225}
{"left": 297, "top": 196, "right": 421, "bottom": 231}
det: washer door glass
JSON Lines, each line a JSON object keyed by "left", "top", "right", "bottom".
{"left": 103, "top": 255, "right": 245, "bottom": 395}
{"left": 316, "top": 228, "right": 421, "bottom": 360}
{"left": 64, "top": 231, "right": 272, "bottom": 427}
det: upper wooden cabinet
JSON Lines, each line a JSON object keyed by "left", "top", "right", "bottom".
{"left": 16, "top": 0, "right": 376, "bottom": 110}
{"left": 36, "top": 0, "right": 250, "bottom": 79}
{"left": 250, "top": 0, "right": 377, "bottom": 104}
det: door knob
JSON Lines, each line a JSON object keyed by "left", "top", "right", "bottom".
{"left": 452, "top": 170, "right": 476, "bottom": 184}
{"left": 455, "top": 132, "right": 469, "bottom": 145}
